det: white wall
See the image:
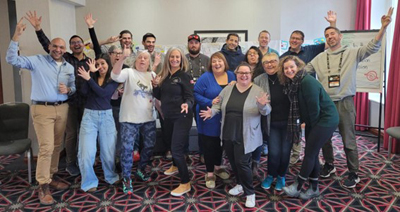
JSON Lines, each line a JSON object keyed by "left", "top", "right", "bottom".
{"left": 75, "top": 0, "right": 356, "bottom": 45}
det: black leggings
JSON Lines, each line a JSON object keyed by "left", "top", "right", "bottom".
{"left": 299, "top": 125, "right": 337, "bottom": 179}
{"left": 224, "top": 140, "right": 253, "bottom": 196}
{"left": 201, "top": 134, "right": 223, "bottom": 173}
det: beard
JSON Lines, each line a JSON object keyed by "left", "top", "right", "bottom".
{"left": 189, "top": 48, "right": 200, "bottom": 55}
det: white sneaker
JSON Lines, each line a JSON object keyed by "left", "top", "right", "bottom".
{"left": 228, "top": 184, "right": 243, "bottom": 196}
{"left": 245, "top": 194, "right": 256, "bottom": 208}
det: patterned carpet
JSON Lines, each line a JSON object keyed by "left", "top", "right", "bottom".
{"left": 0, "top": 134, "right": 400, "bottom": 212}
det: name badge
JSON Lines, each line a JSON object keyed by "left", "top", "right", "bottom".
{"left": 328, "top": 75, "right": 340, "bottom": 88}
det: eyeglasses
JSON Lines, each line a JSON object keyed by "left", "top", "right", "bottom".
{"left": 248, "top": 52, "right": 258, "bottom": 56}
{"left": 70, "top": 41, "right": 83, "bottom": 45}
{"left": 111, "top": 52, "right": 123, "bottom": 56}
{"left": 237, "top": 72, "right": 252, "bottom": 75}
{"left": 290, "top": 37, "right": 303, "bottom": 41}
{"left": 263, "top": 60, "right": 278, "bottom": 65}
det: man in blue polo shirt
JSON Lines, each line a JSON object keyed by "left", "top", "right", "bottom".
{"left": 281, "top": 10, "right": 337, "bottom": 165}
{"left": 6, "top": 19, "right": 75, "bottom": 205}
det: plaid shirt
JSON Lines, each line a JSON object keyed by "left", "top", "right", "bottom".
{"left": 36, "top": 29, "right": 90, "bottom": 107}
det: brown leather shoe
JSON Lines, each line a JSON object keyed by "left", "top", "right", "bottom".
{"left": 49, "top": 179, "right": 69, "bottom": 190}
{"left": 87, "top": 187, "right": 97, "bottom": 193}
{"left": 38, "top": 184, "right": 54, "bottom": 205}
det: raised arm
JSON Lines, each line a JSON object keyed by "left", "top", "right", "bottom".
{"left": 324, "top": 10, "right": 337, "bottom": 49}
{"left": 376, "top": 7, "right": 394, "bottom": 41}
{"left": 111, "top": 47, "right": 130, "bottom": 83}
{"left": 88, "top": 35, "right": 120, "bottom": 50}
{"left": 6, "top": 18, "right": 35, "bottom": 70}
{"left": 325, "top": 10, "right": 337, "bottom": 27}
{"left": 85, "top": 13, "right": 102, "bottom": 58}
{"left": 25, "top": 10, "right": 51, "bottom": 53}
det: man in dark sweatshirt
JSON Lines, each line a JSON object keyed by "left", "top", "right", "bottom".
{"left": 220, "top": 33, "right": 245, "bottom": 71}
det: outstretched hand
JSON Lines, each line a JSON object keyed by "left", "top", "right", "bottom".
{"left": 381, "top": 7, "right": 394, "bottom": 28}
{"left": 105, "top": 35, "right": 120, "bottom": 44}
{"left": 86, "top": 58, "right": 97, "bottom": 72}
{"left": 25, "top": 10, "right": 42, "bottom": 31}
{"left": 255, "top": 92, "right": 270, "bottom": 106}
{"left": 12, "top": 18, "right": 26, "bottom": 41}
{"left": 199, "top": 106, "right": 212, "bottom": 121}
{"left": 77, "top": 66, "right": 91, "bottom": 81}
{"left": 84, "top": 13, "right": 97, "bottom": 28}
{"left": 325, "top": 10, "right": 337, "bottom": 25}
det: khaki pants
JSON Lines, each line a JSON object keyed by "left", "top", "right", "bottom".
{"left": 322, "top": 96, "right": 359, "bottom": 173}
{"left": 31, "top": 103, "right": 69, "bottom": 184}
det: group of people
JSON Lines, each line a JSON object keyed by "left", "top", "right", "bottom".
{"left": 5, "top": 7, "right": 393, "bottom": 208}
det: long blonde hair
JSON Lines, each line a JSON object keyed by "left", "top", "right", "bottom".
{"left": 158, "top": 47, "right": 189, "bottom": 85}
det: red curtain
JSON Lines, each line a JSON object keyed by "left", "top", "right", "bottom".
{"left": 354, "top": 0, "right": 371, "bottom": 131}
{"left": 384, "top": 7, "right": 400, "bottom": 154}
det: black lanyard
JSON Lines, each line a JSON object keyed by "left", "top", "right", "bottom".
{"left": 327, "top": 52, "right": 344, "bottom": 74}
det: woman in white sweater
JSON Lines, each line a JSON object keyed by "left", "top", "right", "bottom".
{"left": 111, "top": 49, "right": 156, "bottom": 194}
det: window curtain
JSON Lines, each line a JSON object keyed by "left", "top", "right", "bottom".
{"left": 384, "top": 6, "right": 400, "bottom": 154}
{"left": 354, "top": 0, "right": 371, "bottom": 131}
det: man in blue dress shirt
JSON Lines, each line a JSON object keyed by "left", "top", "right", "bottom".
{"left": 6, "top": 18, "right": 75, "bottom": 205}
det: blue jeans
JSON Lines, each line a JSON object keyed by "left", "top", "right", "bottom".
{"left": 120, "top": 121, "right": 156, "bottom": 178}
{"left": 267, "top": 121, "right": 293, "bottom": 177}
{"left": 78, "top": 109, "right": 119, "bottom": 191}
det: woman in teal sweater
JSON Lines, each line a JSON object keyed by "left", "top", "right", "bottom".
{"left": 278, "top": 56, "right": 339, "bottom": 200}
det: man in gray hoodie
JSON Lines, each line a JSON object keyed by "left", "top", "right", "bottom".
{"left": 305, "top": 7, "right": 393, "bottom": 188}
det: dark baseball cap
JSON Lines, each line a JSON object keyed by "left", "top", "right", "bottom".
{"left": 188, "top": 34, "right": 201, "bottom": 42}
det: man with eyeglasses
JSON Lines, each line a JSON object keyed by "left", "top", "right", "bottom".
{"left": 98, "top": 30, "right": 137, "bottom": 68}
{"left": 7, "top": 18, "right": 75, "bottom": 205}
{"left": 281, "top": 10, "right": 337, "bottom": 165}
{"left": 25, "top": 11, "right": 91, "bottom": 177}
{"left": 281, "top": 11, "right": 337, "bottom": 64}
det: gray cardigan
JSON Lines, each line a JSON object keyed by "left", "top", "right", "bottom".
{"left": 253, "top": 73, "right": 271, "bottom": 136}
{"left": 211, "top": 84, "right": 272, "bottom": 154}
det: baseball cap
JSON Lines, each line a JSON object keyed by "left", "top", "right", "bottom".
{"left": 188, "top": 34, "right": 201, "bottom": 42}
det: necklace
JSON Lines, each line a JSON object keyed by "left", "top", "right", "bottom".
{"left": 268, "top": 76, "right": 277, "bottom": 85}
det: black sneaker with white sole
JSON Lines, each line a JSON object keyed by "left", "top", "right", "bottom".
{"left": 320, "top": 163, "right": 336, "bottom": 178}
{"left": 343, "top": 172, "right": 360, "bottom": 188}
